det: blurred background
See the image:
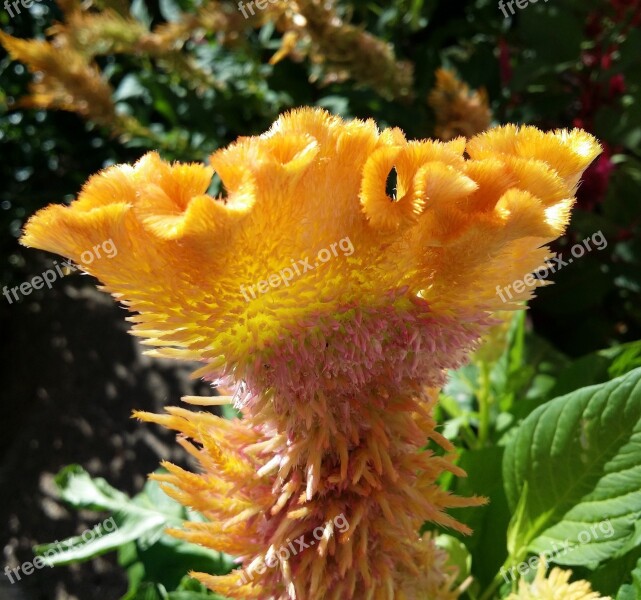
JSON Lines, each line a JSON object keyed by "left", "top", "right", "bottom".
{"left": 1, "top": 0, "right": 640, "bottom": 598}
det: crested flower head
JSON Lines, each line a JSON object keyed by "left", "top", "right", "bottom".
{"left": 507, "top": 559, "right": 611, "bottom": 600}
{"left": 21, "top": 108, "right": 600, "bottom": 402}
{"left": 21, "top": 108, "right": 601, "bottom": 599}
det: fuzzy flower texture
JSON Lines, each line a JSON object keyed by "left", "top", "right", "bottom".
{"left": 507, "top": 560, "right": 611, "bottom": 600}
{"left": 22, "top": 109, "right": 600, "bottom": 599}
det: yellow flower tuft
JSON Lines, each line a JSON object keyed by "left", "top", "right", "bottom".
{"left": 428, "top": 68, "right": 492, "bottom": 141}
{"left": 0, "top": 30, "right": 116, "bottom": 126}
{"left": 507, "top": 559, "right": 611, "bottom": 600}
{"left": 275, "top": 0, "right": 414, "bottom": 100}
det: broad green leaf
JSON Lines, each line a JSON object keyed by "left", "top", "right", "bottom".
{"left": 135, "top": 535, "right": 235, "bottom": 591}
{"left": 121, "top": 545, "right": 233, "bottom": 599}
{"left": 35, "top": 467, "right": 185, "bottom": 565}
{"left": 445, "top": 447, "right": 511, "bottom": 588}
{"left": 35, "top": 512, "right": 167, "bottom": 566}
{"left": 36, "top": 466, "right": 235, "bottom": 597}
{"left": 34, "top": 466, "right": 234, "bottom": 577}
{"left": 53, "top": 464, "right": 130, "bottom": 510}
{"left": 512, "top": 340, "right": 641, "bottom": 421}
{"left": 615, "top": 557, "right": 641, "bottom": 600}
{"left": 503, "top": 368, "right": 641, "bottom": 568}
{"left": 545, "top": 341, "right": 641, "bottom": 399}
{"left": 589, "top": 544, "right": 641, "bottom": 596}
{"left": 506, "top": 481, "right": 530, "bottom": 561}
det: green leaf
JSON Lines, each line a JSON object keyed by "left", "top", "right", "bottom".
{"left": 615, "top": 557, "right": 641, "bottom": 600}
{"left": 506, "top": 481, "right": 530, "bottom": 561}
{"left": 545, "top": 341, "right": 641, "bottom": 399}
{"left": 35, "top": 467, "right": 235, "bottom": 597}
{"left": 159, "top": 0, "right": 183, "bottom": 22}
{"left": 126, "top": 583, "right": 165, "bottom": 600}
{"left": 435, "top": 534, "right": 471, "bottom": 585}
{"left": 53, "top": 464, "right": 130, "bottom": 511}
{"left": 221, "top": 403, "right": 242, "bottom": 420}
{"left": 34, "top": 513, "right": 168, "bottom": 566}
{"left": 135, "top": 534, "right": 236, "bottom": 591}
{"left": 113, "top": 75, "right": 149, "bottom": 103}
{"left": 503, "top": 368, "right": 641, "bottom": 569}
{"left": 168, "top": 594, "right": 219, "bottom": 600}
{"left": 130, "top": 0, "right": 152, "bottom": 27}
{"left": 446, "top": 447, "right": 511, "bottom": 588}
{"left": 511, "top": 340, "right": 641, "bottom": 422}
{"left": 35, "top": 468, "right": 184, "bottom": 566}
{"left": 589, "top": 545, "right": 641, "bottom": 596}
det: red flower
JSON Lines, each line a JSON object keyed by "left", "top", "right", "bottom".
{"left": 609, "top": 73, "right": 626, "bottom": 98}
{"left": 576, "top": 148, "right": 614, "bottom": 210}
{"left": 498, "top": 38, "right": 513, "bottom": 87}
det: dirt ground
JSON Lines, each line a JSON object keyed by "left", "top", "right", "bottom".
{"left": 0, "top": 258, "right": 213, "bottom": 600}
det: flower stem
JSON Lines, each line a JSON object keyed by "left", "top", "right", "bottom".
{"left": 477, "top": 363, "right": 493, "bottom": 446}
{"left": 479, "top": 558, "right": 511, "bottom": 600}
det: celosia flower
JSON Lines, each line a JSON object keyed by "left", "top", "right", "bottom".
{"left": 274, "top": 0, "right": 414, "bottom": 100}
{"left": 0, "top": 30, "right": 116, "bottom": 126}
{"left": 21, "top": 109, "right": 600, "bottom": 598}
{"left": 1, "top": 0, "right": 413, "bottom": 131}
{"left": 428, "top": 68, "right": 492, "bottom": 141}
{"left": 506, "top": 559, "right": 611, "bottom": 600}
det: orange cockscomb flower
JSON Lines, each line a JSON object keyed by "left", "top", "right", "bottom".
{"left": 21, "top": 109, "right": 600, "bottom": 599}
